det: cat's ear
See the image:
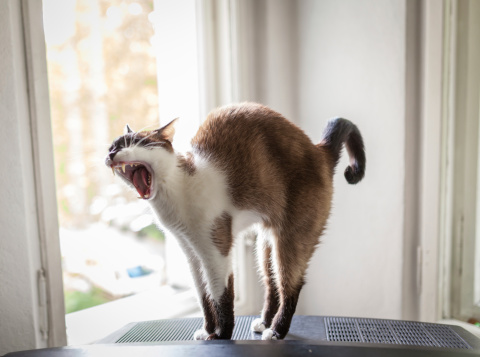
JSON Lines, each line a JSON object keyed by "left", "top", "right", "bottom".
{"left": 124, "top": 124, "right": 134, "bottom": 135}
{"left": 155, "top": 118, "right": 178, "bottom": 142}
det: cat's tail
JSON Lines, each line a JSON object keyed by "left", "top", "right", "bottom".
{"left": 318, "top": 118, "right": 366, "bottom": 184}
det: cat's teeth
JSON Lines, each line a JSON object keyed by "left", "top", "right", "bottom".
{"left": 122, "top": 163, "right": 126, "bottom": 173}
{"left": 111, "top": 167, "right": 115, "bottom": 176}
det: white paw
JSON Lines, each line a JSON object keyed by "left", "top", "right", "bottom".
{"left": 262, "top": 328, "right": 277, "bottom": 340}
{"left": 251, "top": 318, "right": 266, "bottom": 332}
{"left": 193, "top": 329, "right": 209, "bottom": 340}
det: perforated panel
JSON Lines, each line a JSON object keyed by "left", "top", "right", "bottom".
{"left": 232, "top": 315, "right": 257, "bottom": 340}
{"left": 116, "top": 316, "right": 258, "bottom": 343}
{"left": 325, "top": 317, "right": 471, "bottom": 349}
{"left": 116, "top": 318, "right": 202, "bottom": 343}
{"left": 112, "top": 315, "right": 475, "bottom": 350}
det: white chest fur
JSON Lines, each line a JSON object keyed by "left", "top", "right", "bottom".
{"left": 149, "top": 155, "right": 230, "bottom": 236}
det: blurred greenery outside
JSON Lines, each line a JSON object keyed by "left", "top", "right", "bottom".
{"left": 45, "top": 0, "right": 165, "bottom": 313}
{"left": 65, "top": 287, "right": 112, "bottom": 314}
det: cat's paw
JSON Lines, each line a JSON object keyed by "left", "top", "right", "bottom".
{"left": 205, "top": 333, "right": 219, "bottom": 340}
{"left": 261, "top": 328, "right": 278, "bottom": 340}
{"left": 193, "top": 329, "right": 210, "bottom": 340}
{"left": 251, "top": 318, "right": 266, "bottom": 332}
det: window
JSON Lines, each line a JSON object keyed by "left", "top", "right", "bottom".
{"left": 441, "top": 0, "right": 480, "bottom": 322}
{"left": 43, "top": 0, "right": 202, "bottom": 344}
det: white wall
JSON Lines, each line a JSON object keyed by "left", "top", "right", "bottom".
{"left": 0, "top": 1, "right": 48, "bottom": 354}
{"left": 248, "top": 0, "right": 299, "bottom": 121}
{"left": 295, "top": 0, "right": 406, "bottom": 319}
{"left": 155, "top": 0, "right": 412, "bottom": 320}
{"left": 236, "top": 0, "right": 412, "bottom": 320}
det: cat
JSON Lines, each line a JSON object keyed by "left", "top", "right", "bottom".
{"left": 105, "top": 102, "right": 365, "bottom": 340}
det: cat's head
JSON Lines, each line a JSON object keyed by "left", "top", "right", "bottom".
{"left": 105, "top": 119, "right": 177, "bottom": 200}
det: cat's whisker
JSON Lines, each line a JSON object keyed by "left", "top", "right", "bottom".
{"left": 144, "top": 143, "right": 162, "bottom": 149}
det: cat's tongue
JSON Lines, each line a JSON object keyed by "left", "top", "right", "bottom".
{"left": 132, "top": 167, "right": 150, "bottom": 198}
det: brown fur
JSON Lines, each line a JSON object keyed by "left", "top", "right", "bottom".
{"left": 260, "top": 244, "right": 280, "bottom": 327}
{"left": 193, "top": 103, "right": 332, "bottom": 282}
{"left": 201, "top": 292, "right": 216, "bottom": 334}
{"left": 177, "top": 152, "right": 196, "bottom": 175}
{"left": 205, "top": 274, "right": 235, "bottom": 340}
{"left": 192, "top": 104, "right": 333, "bottom": 226}
{"left": 190, "top": 103, "right": 363, "bottom": 339}
{"left": 202, "top": 274, "right": 235, "bottom": 340}
{"left": 210, "top": 213, "right": 233, "bottom": 257}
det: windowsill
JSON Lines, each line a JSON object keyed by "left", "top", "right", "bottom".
{"left": 65, "top": 285, "right": 199, "bottom": 345}
{"left": 439, "top": 319, "right": 480, "bottom": 339}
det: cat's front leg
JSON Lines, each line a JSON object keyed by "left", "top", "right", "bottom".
{"left": 194, "top": 288, "right": 217, "bottom": 340}
{"left": 175, "top": 244, "right": 216, "bottom": 340}
{"left": 196, "top": 246, "right": 235, "bottom": 340}
{"left": 186, "top": 242, "right": 235, "bottom": 340}
{"left": 204, "top": 273, "right": 235, "bottom": 340}
{"left": 197, "top": 214, "right": 236, "bottom": 340}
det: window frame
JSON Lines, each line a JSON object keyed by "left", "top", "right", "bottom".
{"left": 22, "top": 0, "right": 67, "bottom": 347}
{"left": 414, "top": 0, "right": 447, "bottom": 323}
{"left": 446, "top": 0, "right": 480, "bottom": 321}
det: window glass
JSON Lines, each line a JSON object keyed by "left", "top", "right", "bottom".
{"left": 44, "top": 0, "right": 177, "bottom": 314}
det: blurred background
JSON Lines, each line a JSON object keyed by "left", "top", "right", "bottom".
{"left": 44, "top": 0, "right": 163, "bottom": 312}
{"left": 1, "top": 0, "right": 479, "bottom": 354}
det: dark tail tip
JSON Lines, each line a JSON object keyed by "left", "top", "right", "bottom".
{"left": 344, "top": 164, "right": 364, "bottom": 184}
{"left": 320, "top": 118, "right": 366, "bottom": 184}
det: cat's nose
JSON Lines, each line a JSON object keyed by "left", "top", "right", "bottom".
{"left": 105, "top": 152, "right": 115, "bottom": 166}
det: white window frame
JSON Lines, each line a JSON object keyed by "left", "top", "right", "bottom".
{"left": 21, "top": 0, "right": 67, "bottom": 347}
{"left": 402, "top": 0, "right": 480, "bottom": 324}
{"left": 412, "top": 0, "right": 446, "bottom": 323}
{"left": 0, "top": 1, "right": 65, "bottom": 353}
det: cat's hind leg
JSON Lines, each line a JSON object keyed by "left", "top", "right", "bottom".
{"left": 261, "top": 228, "right": 316, "bottom": 340}
{"left": 252, "top": 236, "right": 279, "bottom": 333}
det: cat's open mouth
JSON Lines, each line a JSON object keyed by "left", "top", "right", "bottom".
{"left": 111, "top": 161, "right": 154, "bottom": 199}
